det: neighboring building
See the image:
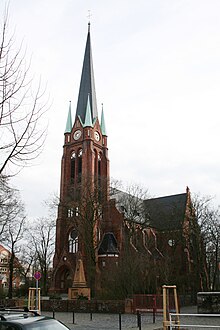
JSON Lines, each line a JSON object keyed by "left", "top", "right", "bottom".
{"left": 0, "top": 245, "right": 21, "bottom": 290}
{"left": 51, "top": 25, "right": 204, "bottom": 298}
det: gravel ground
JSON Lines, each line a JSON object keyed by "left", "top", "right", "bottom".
{"left": 42, "top": 306, "right": 220, "bottom": 330}
{"left": 43, "top": 311, "right": 163, "bottom": 329}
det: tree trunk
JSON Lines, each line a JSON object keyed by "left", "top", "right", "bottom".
{"left": 8, "top": 251, "right": 15, "bottom": 299}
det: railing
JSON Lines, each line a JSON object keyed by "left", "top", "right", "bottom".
{"left": 169, "top": 312, "right": 220, "bottom": 329}
{"left": 133, "top": 294, "right": 176, "bottom": 314}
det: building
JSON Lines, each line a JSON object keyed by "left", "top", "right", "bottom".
{"left": 0, "top": 244, "right": 21, "bottom": 291}
{"left": 51, "top": 25, "right": 203, "bottom": 298}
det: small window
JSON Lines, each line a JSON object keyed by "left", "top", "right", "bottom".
{"left": 67, "top": 208, "right": 74, "bottom": 217}
{"left": 168, "top": 239, "right": 175, "bottom": 247}
{"left": 76, "top": 206, "right": 79, "bottom": 217}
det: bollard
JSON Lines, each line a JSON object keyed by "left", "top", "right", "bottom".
{"left": 72, "top": 311, "right": 75, "bottom": 324}
{"left": 52, "top": 310, "right": 55, "bottom": 319}
{"left": 138, "top": 311, "right": 142, "bottom": 330}
{"left": 119, "top": 312, "right": 122, "bottom": 330}
{"left": 90, "top": 311, "right": 92, "bottom": 321}
{"left": 153, "top": 306, "right": 156, "bottom": 323}
{"left": 137, "top": 310, "right": 140, "bottom": 327}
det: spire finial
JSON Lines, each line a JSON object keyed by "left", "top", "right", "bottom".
{"left": 87, "top": 10, "right": 92, "bottom": 31}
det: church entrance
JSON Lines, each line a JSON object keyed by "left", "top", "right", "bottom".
{"left": 55, "top": 267, "right": 72, "bottom": 293}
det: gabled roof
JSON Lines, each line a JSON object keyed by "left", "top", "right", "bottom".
{"left": 98, "top": 232, "right": 119, "bottom": 256}
{"left": 75, "top": 25, "right": 98, "bottom": 124}
{"left": 144, "top": 193, "right": 187, "bottom": 231}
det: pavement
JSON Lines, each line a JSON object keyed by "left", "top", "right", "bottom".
{"left": 43, "top": 306, "right": 220, "bottom": 329}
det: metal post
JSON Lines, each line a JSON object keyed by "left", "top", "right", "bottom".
{"left": 153, "top": 306, "right": 156, "bottom": 323}
{"left": 72, "top": 311, "right": 75, "bottom": 324}
{"left": 52, "top": 310, "right": 55, "bottom": 319}
{"left": 119, "top": 312, "right": 122, "bottom": 330}
{"left": 90, "top": 311, "right": 92, "bottom": 321}
{"left": 138, "top": 312, "right": 142, "bottom": 330}
{"left": 137, "top": 310, "right": 140, "bottom": 327}
{"left": 36, "top": 280, "right": 38, "bottom": 311}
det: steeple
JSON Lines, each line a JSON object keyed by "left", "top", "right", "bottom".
{"left": 65, "top": 101, "right": 72, "bottom": 133}
{"left": 100, "top": 104, "right": 107, "bottom": 136}
{"left": 75, "top": 25, "right": 98, "bottom": 124}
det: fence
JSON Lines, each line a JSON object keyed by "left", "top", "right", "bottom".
{"left": 133, "top": 294, "right": 176, "bottom": 314}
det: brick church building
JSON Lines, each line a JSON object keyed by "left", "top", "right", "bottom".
{"left": 51, "top": 25, "right": 205, "bottom": 299}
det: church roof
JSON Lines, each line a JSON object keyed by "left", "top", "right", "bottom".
{"left": 98, "top": 232, "right": 119, "bottom": 256}
{"left": 75, "top": 24, "right": 98, "bottom": 124}
{"left": 144, "top": 193, "right": 187, "bottom": 231}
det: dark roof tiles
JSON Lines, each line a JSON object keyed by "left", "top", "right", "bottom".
{"left": 144, "top": 193, "right": 187, "bottom": 231}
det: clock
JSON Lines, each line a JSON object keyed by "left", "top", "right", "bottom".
{"left": 73, "top": 130, "right": 81, "bottom": 140}
{"left": 94, "top": 131, "right": 100, "bottom": 141}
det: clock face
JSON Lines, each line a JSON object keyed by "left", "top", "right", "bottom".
{"left": 94, "top": 131, "right": 100, "bottom": 141}
{"left": 73, "top": 130, "right": 81, "bottom": 140}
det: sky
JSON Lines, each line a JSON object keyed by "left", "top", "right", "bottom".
{"left": 1, "top": 0, "right": 220, "bottom": 219}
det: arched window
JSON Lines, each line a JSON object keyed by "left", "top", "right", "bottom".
{"left": 68, "top": 230, "right": 78, "bottom": 253}
{"left": 71, "top": 151, "right": 76, "bottom": 182}
{"left": 98, "top": 153, "right": 101, "bottom": 177}
{"left": 77, "top": 149, "right": 82, "bottom": 182}
{"left": 98, "top": 153, "right": 102, "bottom": 200}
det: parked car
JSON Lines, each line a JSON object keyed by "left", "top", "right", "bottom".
{"left": 0, "top": 308, "right": 71, "bottom": 330}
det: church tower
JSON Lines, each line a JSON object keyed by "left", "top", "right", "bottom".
{"left": 52, "top": 24, "right": 110, "bottom": 295}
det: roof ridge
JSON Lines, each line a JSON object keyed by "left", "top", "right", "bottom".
{"left": 146, "top": 192, "right": 186, "bottom": 202}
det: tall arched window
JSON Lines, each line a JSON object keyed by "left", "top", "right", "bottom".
{"left": 98, "top": 153, "right": 101, "bottom": 177}
{"left": 71, "top": 151, "right": 76, "bottom": 182}
{"left": 68, "top": 230, "right": 78, "bottom": 253}
{"left": 78, "top": 149, "right": 82, "bottom": 182}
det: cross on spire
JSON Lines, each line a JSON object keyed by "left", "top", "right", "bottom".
{"left": 87, "top": 10, "right": 92, "bottom": 31}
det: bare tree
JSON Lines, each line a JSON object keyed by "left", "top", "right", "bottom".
{"left": 28, "top": 217, "right": 55, "bottom": 295}
{"left": 0, "top": 5, "right": 48, "bottom": 176}
{"left": 2, "top": 187, "right": 26, "bottom": 298}
{"left": 0, "top": 175, "right": 16, "bottom": 237}
{"left": 111, "top": 182, "right": 149, "bottom": 224}
{"left": 18, "top": 245, "right": 36, "bottom": 291}
{"left": 191, "top": 194, "right": 220, "bottom": 291}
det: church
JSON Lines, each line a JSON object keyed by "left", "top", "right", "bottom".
{"left": 51, "top": 24, "right": 204, "bottom": 299}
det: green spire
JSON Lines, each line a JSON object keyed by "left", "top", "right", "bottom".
{"left": 65, "top": 101, "right": 72, "bottom": 133}
{"left": 101, "top": 104, "right": 107, "bottom": 136}
{"left": 84, "top": 94, "right": 93, "bottom": 127}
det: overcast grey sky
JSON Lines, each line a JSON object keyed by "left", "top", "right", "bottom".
{"left": 2, "top": 0, "right": 220, "bottom": 218}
